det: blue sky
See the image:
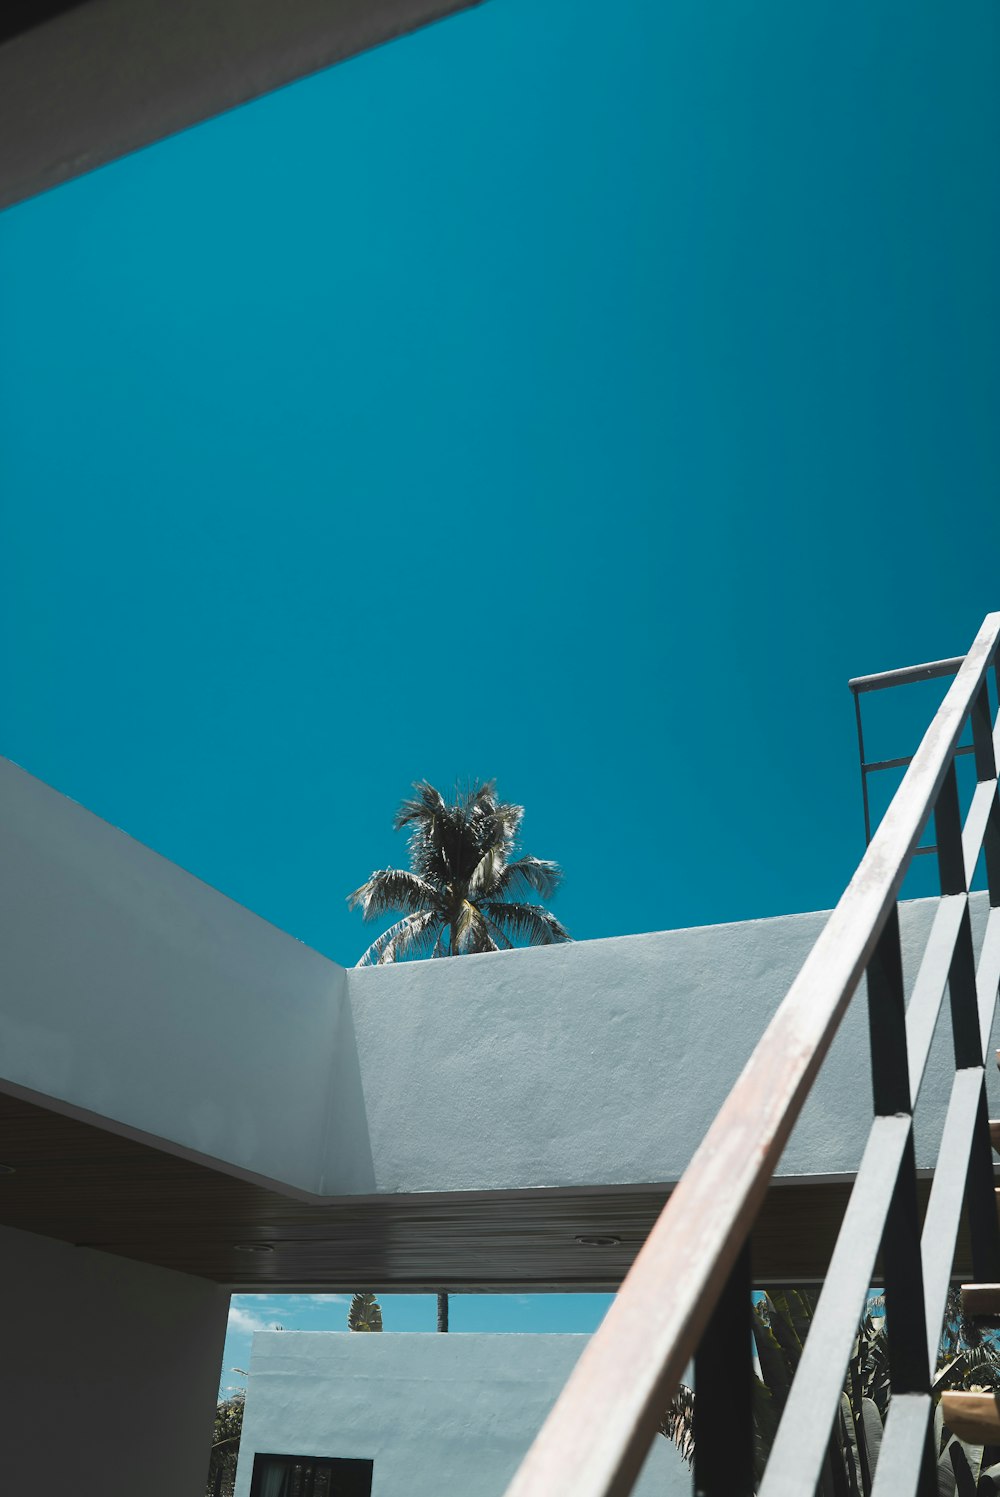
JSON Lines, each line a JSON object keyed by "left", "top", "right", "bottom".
{"left": 2, "top": 0, "right": 999, "bottom": 1382}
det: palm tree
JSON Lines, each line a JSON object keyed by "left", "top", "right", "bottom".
{"left": 347, "top": 779, "right": 570, "bottom": 1332}
{"left": 346, "top": 780, "right": 570, "bottom": 965}
{"left": 347, "top": 1293, "right": 383, "bottom": 1332}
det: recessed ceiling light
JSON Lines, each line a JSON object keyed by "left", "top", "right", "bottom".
{"left": 575, "top": 1234, "right": 621, "bottom": 1247}
{"left": 233, "top": 1242, "right": 274, "bottom": 1254}
{"left": 0, "top": 1164, "right": 16, "bottom": 1176}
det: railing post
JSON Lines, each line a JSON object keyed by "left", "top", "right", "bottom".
{"left": 935, "top": 756, "right": 1000, "bottom": 1284}
{"left": 881, "top": 1130, "right": 928, "bottom": 1395}
{"left": 867, "top": 910, "right": 930, "bottom": 1397}
{"left": 966, "top": 1077, "right": 1000, "bottom": 1285}
{"left": 694, "top": 1241, "right": 753, "bottom": 1497}
{"left": 971, "top": 678, "right": 1000, "bottom": 904}
{"left": 934, "top": 763, "right": 967, "bottom": 903}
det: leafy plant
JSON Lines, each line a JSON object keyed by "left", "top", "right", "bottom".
{"left": 660, "top": 1289, "right": 1000, "bottom": 1495}
{"left": 205, "top": 1390, "right": 244, "bottom": 1497}
{"left": 347, "top": 1292, "right": 383, "bottom": 1332}
{"left": 347, "top": 780, "right": 569, "bottom": 964}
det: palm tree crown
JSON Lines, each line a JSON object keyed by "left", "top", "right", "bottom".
{"left": 347, "top": 780, "right": 570, "bottom": 966}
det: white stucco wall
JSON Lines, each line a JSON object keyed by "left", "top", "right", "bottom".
{"left": 0, "top": 1221, "right": 229, "bottom": 1496}
{"left": 0, "top": 756, "right": 362, "bottom": 1196}
{"left": 234, "top": 1332, "right": 687, "bottom": 1497}
{"left": 346, "top": 896, "right": 991, "bottom": 1190}
{"left": 0, "top": 756, "right": 992, "bottom": 1202}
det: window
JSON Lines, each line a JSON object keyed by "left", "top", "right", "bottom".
{"left": 249, "top": 1454, "right": 374, "bottom": 1497}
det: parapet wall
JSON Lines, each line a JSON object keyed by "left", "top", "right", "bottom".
{"left": 0, "top": 756, "right": 989, "bottom": 1201}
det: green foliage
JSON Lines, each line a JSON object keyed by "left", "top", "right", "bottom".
{"left": 660, "top": 1289, "right": 1000, "bottom": 1495}
{"left": 347, "top": 780, "right": 569, "bottom": 964}
{"left": 348, "top": 1292, "right": 383, "bottom": 1332}
{"left": 205, "top": 1391, "right": 244, "bottom": 1497}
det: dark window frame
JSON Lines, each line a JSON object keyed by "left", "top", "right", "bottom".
{"left": 249, "top": 1452, "right": 374, "bottom": 1497}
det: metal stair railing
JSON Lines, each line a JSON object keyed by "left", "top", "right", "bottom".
{"left": 503, "top": 611, "right": 1000, "bottom": 1497}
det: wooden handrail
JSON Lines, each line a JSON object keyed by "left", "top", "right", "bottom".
{"left": 503, "top": 612, "right": 1000, "bottom": 1497}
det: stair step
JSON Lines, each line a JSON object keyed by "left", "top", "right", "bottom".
{"left": 940, "top": 1392, "right": 1000, "bottom": 1445}
{"left": 991, "top": 1120, "right": 1000, "bottom": 1154}
{"left": 961, "top": 1284, "right": 1000, "bottom": 1318}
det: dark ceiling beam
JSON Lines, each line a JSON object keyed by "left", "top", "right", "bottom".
{"left": 0, "top": 1090, "right": 972, "bottom": 1290}
{"left": 0, "top": 0, "right": 482, "bottom": 211}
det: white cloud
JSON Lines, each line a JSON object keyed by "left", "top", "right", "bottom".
{"left": 231, "top": 1292, "right": 347, "bottom": 1311}
{"left": 225, "top": 1292, "right": 348, "bottom": 1337}
{"left": 227, "top": 1304, "right": 282, "bottom": 1335}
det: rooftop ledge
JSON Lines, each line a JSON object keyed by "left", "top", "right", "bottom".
{"left": 0, "top": 756, "right": 992, "bottom": 1287}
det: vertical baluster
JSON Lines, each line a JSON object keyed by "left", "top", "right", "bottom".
{"left": 935, "top": 763, "right": 967, "bottom": 902}
{"left": 971, "top": 678, "right": 997, "bottom": 784}
{"left": 867, "top": 907, "right": 930, "bottom": 1497}
{"left": 694, "top": 1242, "right": 753, "bottom": 1497}
{"left": 916, "top": 1417, "right": 941, "bottom": 1497}
{"left": 966, "top": 1077, "right": 1000, "bottom": 1283}
{"left": 867, "top": 908, "right": 911, "bottom": 1119}
{"left": 881, "top": 1129, "right": 928, "bottom": 1395}
{"left": 971, "top": 678, "right": 1000, "bottom": 905}
{"left": 936, "top": 755, "right": 1000, "bottom": 1281}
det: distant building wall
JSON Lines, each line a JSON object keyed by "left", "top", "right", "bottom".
{"left": 234, "top": 1332, "right": 687, "bottom": 1497}
{"left": 0, "top": 1221, "right": 228, "bottom": 1496}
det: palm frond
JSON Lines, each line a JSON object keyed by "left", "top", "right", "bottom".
{"left": 491, "top": 855, "right": 563, "bottom": 902}
{"left": 467, "top": 843, "right": 507, "bottom": 900}
{"left": 484, "top": 900, "right": 570, "bottom": 947}
{"left": 452, "top": 899, "right": 499, "bottom": 955}
{"left": 393, "top": 780, "right": 447, "bottom": 831}
{"left": 464, "top": 779, "right": 498, "bottom": 813}
{"left": 393, "top": 782, "right": 455, "bottom": 882}
{"left": 466, "top": 786, "right": 523, "bottom": 856}
{"left": 660, "top": 1383, "right": 696, "bottom": 1467}
{"left": 356, "top": 910, "right": 442, "bottom": 966}
{"left": 484, "top": 917, "right": 516, "bottom": 950}
{"left": 493, "top": 800, "right": 524, "bottom": 842}
{"left": 403, "top": 793, "right": 474, "bottom": 882}
{"left": 346, "top": 868, "right": 440, "bottom": 922}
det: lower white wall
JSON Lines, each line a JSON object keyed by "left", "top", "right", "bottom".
{"left": 0, "top": 1222, "right": 229, "bottom": 1496}
{"left": 235, "top": 1332, "right": 688, "bottom": 1497}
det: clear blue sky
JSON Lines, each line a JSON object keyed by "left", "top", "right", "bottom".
{"left": 2, "top": 0, "right": 999, "bottom": 1379}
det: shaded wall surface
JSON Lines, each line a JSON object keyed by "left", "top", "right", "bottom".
{"left": 1, "top": 756, "right": 991, "bottom": 1202}
{"left": 0, "top": 756, "right": 352, "bottom": 1195}
{"left": 0, "top": 0, "right": 481, "bottom": 209}
{"left": 235, "top": 1332, "right": 686, "bottom": 1497}
{"left": 0, "top": 1221, "right": 229, "bottom": 1496}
